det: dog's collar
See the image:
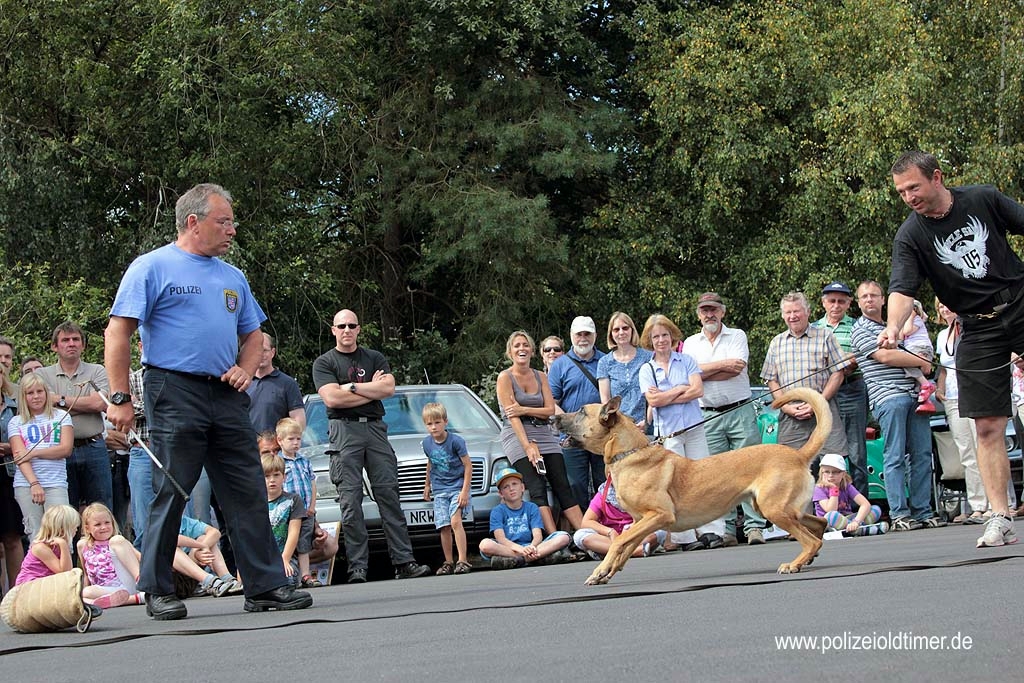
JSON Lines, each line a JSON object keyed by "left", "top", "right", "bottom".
{"left": 609, "top": 445, "right": 645, "bottom": 465}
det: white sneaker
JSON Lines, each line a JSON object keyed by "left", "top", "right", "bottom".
{"left": 976, "top": 513, "right": 1017, "bottom": 548}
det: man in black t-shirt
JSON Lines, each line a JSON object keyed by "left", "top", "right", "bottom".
{"left": 311, "top": 309, "right": 430, "bottom": 583}
{"left": 880, "top": 150, "right": 1024, "bottom": 548}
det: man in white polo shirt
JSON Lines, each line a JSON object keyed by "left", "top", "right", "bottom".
{"left": 684, "top": 292, "right": 766, "bottom": 546}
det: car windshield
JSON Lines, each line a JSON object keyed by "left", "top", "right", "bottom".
{"left": 302, "top": 388, "right": 497, "bottom": 448}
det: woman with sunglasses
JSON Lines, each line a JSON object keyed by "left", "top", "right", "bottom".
{"left": 597, "top": 312, "right": 653, "bottom": 432}
{"left": 539, "top": 336, "right": 565, "bottom": 374}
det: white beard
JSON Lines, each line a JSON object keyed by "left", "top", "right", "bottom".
{"left": 573, "top": 341, "right": 593, "bottom": 357}
{"left": 702, "top": 321, "right": 721, "bottom": 335}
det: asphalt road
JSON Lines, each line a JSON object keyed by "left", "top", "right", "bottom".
{"left": 2, "top": 524, "right": 1022, "bottom": 682}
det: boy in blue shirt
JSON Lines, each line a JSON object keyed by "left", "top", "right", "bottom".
{"left": 479, "top": 467, "right": 571, "bottom": 569}
{"left": 275, "top": 417, "right": 320, "bottom": 587}
{"left": 176, "top": 515, "right": 238, "bottom": 596}
{"left": 421, "top": 403, "right": 473, "bottom": 575}
{"left": 262, "top": 453, "right": 305, "bottom": 588}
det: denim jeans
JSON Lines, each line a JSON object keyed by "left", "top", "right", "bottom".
{"left": 66, "top": 439, "right": 113, "bottom": 510}
{"left": 127, "top": 446, "right": 155, "bottom": 552}
{"left": 874, "top": 394, "right": 934, "bottom": 520}
{"left": 562, "top": 446, "right": 605, "bottom": 511}
{"left": 836, "top": 379, "right": 869, "bottom": 496}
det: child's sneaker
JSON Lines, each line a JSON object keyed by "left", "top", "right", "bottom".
{"left": 977, "top": 513, "right": 1017, "bottom": 547}
{"left": 490, "top": 556, "right": 526, "bottom": 570}
{"left": 918, "top": 381, "right": 936, "bottom": 403}
{"left": 203, "top": 577, "right": 231, "bottom": 597}
{"left": 93, "top": 589, "right": 131, "bottom": 609}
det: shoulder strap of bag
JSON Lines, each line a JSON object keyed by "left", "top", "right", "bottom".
{"left": 568, "top": 356, "right": 599, "bottom": 390}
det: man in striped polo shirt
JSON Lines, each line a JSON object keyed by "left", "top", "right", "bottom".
{"left": 850, "top": 279, "right": 944, "bottom": 531}
{"left": 814, "top": 281, "right": 869, "bottom": 496}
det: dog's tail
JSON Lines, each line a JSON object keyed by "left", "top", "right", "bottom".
{"left": 770, "top": 387, "right": 832, "bottom": 464}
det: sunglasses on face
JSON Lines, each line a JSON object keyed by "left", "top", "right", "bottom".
{"left": 333, "top": 323, "right": 359, "bottom": 329}
{"left": 542, "top": 347, "right": 562, "bottom": 353}
{"left": 612, "top": 326, "right": 631, "bottom": 333}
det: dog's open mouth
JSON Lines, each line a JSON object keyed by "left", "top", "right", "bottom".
{"left": 559, "top": 435, "right": 582, "bottom": 449}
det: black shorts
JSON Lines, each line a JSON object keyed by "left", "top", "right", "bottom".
{"left": 956, "top": 298, "right": 1024, "bottom": 418}
{"left": 296, "top": 514, "right": 316, "bottom": 554}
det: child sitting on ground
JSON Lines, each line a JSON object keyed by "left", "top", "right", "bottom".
{"left": 262, "top": 453, "right": 305, "bottom": 586}
{"left": 177, "top": 514, "right": 240, "bottom": 596}
{"left": 15, "top": 504, "right": 80, "bottom": 587}
{"left": 572, "top": 480, "right": 666, "bottom": 560}
{"left": 813, "top": 454, "right": 888, "bottom": 536}
{"left": 78, "top": 502, "right": 144, "bottom": 608}
{"left": 421, "top": 402, "right": 473, "bottom": 575}
{"left": 479, "top": 467, "right": 571, "bottom": 569}
{"left": 901, "top": 299, "right": 936, "bottom": 415}
{"left": 275, "top": 418, "right": 320, "bottom": 587}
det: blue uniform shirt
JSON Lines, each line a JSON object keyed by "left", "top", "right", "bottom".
{"left": 110, "top": 244, "right": 266, "bottom": 376}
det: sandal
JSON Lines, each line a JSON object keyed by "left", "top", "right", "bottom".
{"left": 301, "top": 575, "right": 323, "bottom": 588}
{"left": 453, "top": 561, "right": 472, "bottom": 574}
{"left": 435, "top": 561, "right": 455, "bottom": 576}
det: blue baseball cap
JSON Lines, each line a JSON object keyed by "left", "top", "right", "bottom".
{"left": 821, "top": 281, "right": 852, "bottom": 296}
{"left": 492, "top": 466, "right": 522, "bottom": 487}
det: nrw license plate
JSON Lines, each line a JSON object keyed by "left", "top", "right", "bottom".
{"left": 404, "top": 505, "right": 472, "bottom": 527}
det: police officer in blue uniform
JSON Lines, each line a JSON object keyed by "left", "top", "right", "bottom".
{"left": 105, "top": 183, "right": 312, "bottom": 620}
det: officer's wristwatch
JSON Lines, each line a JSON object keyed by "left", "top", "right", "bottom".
{"left": 348, "top": 382, "right": 358, "bottom": 393}
{"left": 109, "top": 392, "right": 132, "bottom": 406}
{"left": 57, "top": 396, "right": 67, "bottom": 409}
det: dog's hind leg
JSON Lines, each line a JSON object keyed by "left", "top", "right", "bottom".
{"left": 762, "top": 508, "right": 824, "bottom": 574}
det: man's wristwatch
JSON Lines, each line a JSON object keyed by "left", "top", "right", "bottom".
{"left": 57, "top": 396, "right": 67, "bottom": 409}
{"left": 348, "top": 382, "right": 358, "bottom": 393}
{"left": 109, "top": 392, "right": 132, "bottom": 406}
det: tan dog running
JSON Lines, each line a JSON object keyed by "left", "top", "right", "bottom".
{"left": 554, "top": 387, "right": 831, "bottom": 585}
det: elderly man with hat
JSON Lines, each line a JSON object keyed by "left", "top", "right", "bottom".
{"left": 813, "top": 281, "right": 870, "bottom": 496}
{"left": 549, "top": 315, "right": 606, "bottom": 510}
{"left": 683, "top": 292, "right": 767, "bottom": 546}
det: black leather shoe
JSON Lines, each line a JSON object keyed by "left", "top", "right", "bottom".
{"left": 394, "top": 561, "right": 430, "bottom": 579}
{"left": 146, "top": 594, "right": 187, "bottom": 621}
{"left": 243, "top": 585, "right": 313, "bottom": 612}
{"left": 348, "top": 568, "right": 367, "bottom": 584}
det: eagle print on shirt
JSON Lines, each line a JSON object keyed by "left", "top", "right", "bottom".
{"left": 934, "top": 215, "right": 990, "bottom": 279}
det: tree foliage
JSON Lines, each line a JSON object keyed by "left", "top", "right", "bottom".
{"left": 3, "top": 0, "right": 1024, "bottom": 390}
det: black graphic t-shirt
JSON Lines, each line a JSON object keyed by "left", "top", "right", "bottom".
{"left": 311, "top": 346, "right": 390, "bottom": 419}
{"left": 889, "top": 184, "right": 1024, "bottom": 314}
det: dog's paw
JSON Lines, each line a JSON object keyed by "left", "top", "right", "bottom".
{"left": 585, "top": 570, "right": 610, "bottom": 586}
{"left": 777, "top": 563, "right": 800, "bottom": 574}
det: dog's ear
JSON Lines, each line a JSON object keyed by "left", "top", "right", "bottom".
{"left": 599, "top": 396, "right": 622, "bottom": 424}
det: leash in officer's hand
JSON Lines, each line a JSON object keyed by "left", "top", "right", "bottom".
{"left": 86, "top": 380, "right": 190, "bottom": 502}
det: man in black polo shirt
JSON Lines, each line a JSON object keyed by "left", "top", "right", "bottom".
{"left": 312, "top": 309, "right": 430, "bottom": 583}
{"left": 881, "top": 150, "right": 1024, "bottom": 548}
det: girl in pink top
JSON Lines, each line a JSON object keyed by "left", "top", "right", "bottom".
{"left": 571, "top": 481, "right": 666, "bottom": 559}
{"left": 15, "top": 504, "right": 80, "bottom": 586}
{"left": 77, "top": 503, "right": 144, "bottom": 608}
